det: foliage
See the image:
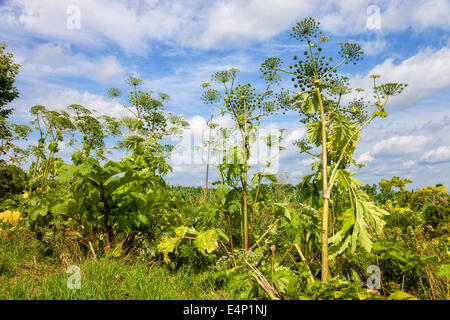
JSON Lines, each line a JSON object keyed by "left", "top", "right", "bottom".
{"left": 0, "top": 21, "right": 446, "bottom": 301}
{"left": 0, "top": 162, "right": 28, "bottom": 197}
{"left": 262, "top": 17, "right": 407, "bottom": 283}
{"left": 0, "top": 41, "right": 20, "bottom": 116}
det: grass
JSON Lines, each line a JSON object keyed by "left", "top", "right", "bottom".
{"left": 0, "top": 230, "right": 232, "bottom": 300}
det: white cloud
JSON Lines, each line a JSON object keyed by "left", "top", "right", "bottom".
{"left": 1, "top": 0, "right": 206, "bottom": 54}
{"left": 15, "top": 89, "right": 125, "bottom": 119}
{"left": 169, "top": 114, "right": 234, "bottom": 166}
{"left": 14, "top": 42, "right": 125, "bottom": 83}
{"left": 357, "top": 151, "right": 374, "bottom": 163}
{"left": 360, "top": 37, "right": 387, "bottom": 56}
{"left": 95, "top": 56, "right": 125, "bottom": 82}
{"left": 421, "top": 146, "right": 450, "bottom": 164}
{"left": 285, "top": 128, "right": 305, "bottom": 143}
{"left": 351, "top": 46, "right": 450, "bottom": 108}
{"left": 373, "top": 135, "right": 431, "bottom": 156}
{"left": 2, "top": 0, "right": 448, "bottom": 52}
{"left": 317, "top": 0, "right": 450, "bottom": 34}
{"left": 403, "top": 160, "right": 417, "bottom": 169}
{"left": 199, "top": 0, "right": 312, "bottom": 49}
{"left": 381, "top": 0, "right": 450, "bottom": 32}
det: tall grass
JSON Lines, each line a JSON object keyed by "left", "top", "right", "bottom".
{"left": 0, "top": 230, "right": 231, "bottom": 300}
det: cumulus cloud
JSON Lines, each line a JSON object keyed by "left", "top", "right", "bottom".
{"left": 14, "top": 89, "right": 125, "bottom": 119}
{"left": 421, "top": 146, "right": 450, "bottom": 164}
{"left": 318, "top": 0, "right": 450, "bottom": 34}
{"left": 95, "top": 56, "right": 126, "bottom": 82}
{"left": 381, "top": 0, "right": 450, "bottom": 32}
{"left": 1, "top": 0, "right": 449, "bottom": 52}
{"left": 199, "top": 0, "right": 312, "bottom": 49}
{"left": 0, "top": 0, "right": 206, "bottom": 54}
{"left": 373, "top": 135, "right": 431, "bottom": 156}
{"left": 357, "top": 151, "right": 374, "bottom": 163}
{"left": 16, "top": 42, "right": 125, "bottom": 83}
{"left": 359, "top": 37, "right": 387, "bottom": 56}
{"left": 350, "top": 46, "right": 450, "bottom": 109}
{"left": 403, "top": 160, "right": 417, "bottom": 169}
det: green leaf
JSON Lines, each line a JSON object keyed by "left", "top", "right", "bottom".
{"left": 157, "top": 226, "right": 188, "bottom": 264}
{"left": 329, "top": 190, "right": 389, "bottom": 258}
{"left": 437, "top": 264, "right": 450, "bottom": 279}
{"left": 137, "top": 214, "right": 149, "bottom": 225}
{"left": 263, "top": 173, "right": 277, "bottom": 183}
{"left": 274, "top": 202, "right": 292, "bottom": 221}
{"left": 194, "top": 228, "right": 228, "bottom": 254}
{"left": 306, "top": 121, "right": 322, "bottom": 147}
{"left": 272, "top": 268, "right": 297, "bottom": 294}
{"left": 387, "top": 291, "right": 418, "bottom": 300}
{"left": 174, "top": 226, "right": 188, "bottom": 238}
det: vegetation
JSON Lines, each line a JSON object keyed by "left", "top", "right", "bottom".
{"left": 0, "top": 19, "right": 448, "bottom": 300}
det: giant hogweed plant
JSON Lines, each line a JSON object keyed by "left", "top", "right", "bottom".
{"left": 200, "top": 68, "right": 285, "bottom": 254}
{"left": 262, "top": 18, "right": 407, "bottom": 283}
{"left": 25, "top": 78, "right": 189, "bottom": 252}
{"left": 28, "top": 105, "right": 74, "bottom": 191}
{"left": 108, "top": 76, "right": 189, "bottom": 165}
{"left": 27, "top": 104, "right": 120, "bottom": 191}
{"left": 156, "top": 70, "right": 287, "bottom": 272}
{"left": 205, "top": 123, "right": 285, "bottom": 264}
{"left": 66, "top": 104, "right": 121, "bottom": 163}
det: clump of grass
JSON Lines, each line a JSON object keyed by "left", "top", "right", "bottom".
{"left": 0, "top": 231, "right": 232, "bottom": 300}
{"left": 1, "top": 259, "right": 232, "bottom": 300}
{"left": 0, "top": 256, "right": 15, "bottom": 277}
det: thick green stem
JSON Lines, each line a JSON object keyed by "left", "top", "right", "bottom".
{"left": 100, "top": 182, "right": 112, "bottom": 250}
{"left": 40, "top": 148, "right": 54, "bottom": 190}
{"left": 316, "top": 87, "right": 330, "bottom": 284}
{"left": 203, "top": 115, "right": 213, "bottom": 199}
{"left": 243, "top": 101, "right": 249, "bottom": 251}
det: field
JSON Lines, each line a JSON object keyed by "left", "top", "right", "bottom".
{"left": 1, "top": 183, "right": 448, "bottom": 300}
{"left": 0, "top": 15, "right": 449, "bottom": 301}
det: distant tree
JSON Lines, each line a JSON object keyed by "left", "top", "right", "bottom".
{"left": 0, "top": 42, "right": 31, "bottom": 163}
{"left": 0, "top": 41, "right": 20, "bottom": 118}
{"left": 0, "top": 161, "right": 27, "bottom": 198}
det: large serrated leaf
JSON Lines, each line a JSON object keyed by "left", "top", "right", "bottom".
{"left": 194, "top": 229, "right": 228, "bottom": 254}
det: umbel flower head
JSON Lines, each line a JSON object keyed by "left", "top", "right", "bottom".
{"left": 201, "top": 88, "right": 221, "bottom": 104}
{"left": 212, "top": 71, "right": 232, "bottom": 84}
{"left": 290, "top": 17, "right": 321, "bottom": 41}
{"left": 338, "top": 42, "right": 364, "bottom": 64}
{"left": 158, "top": 92, "right": 170, "bottom": 102}
{"left": 200, "top": 81, "right": 212, "bottom": 88}
{"left": 260, "top": 57, "right": 282, "bottom": 84}
{"left": 375, "top": 83, "right": 408, "bottom": 98}
{"left": 107, "top": 87, "right": 121, "bottom": 98}
{"left": 328, "top": 76, "right": 351, "bottom": 96}
{"left": 125, "top": 76, "right": 144, "bottom": 87}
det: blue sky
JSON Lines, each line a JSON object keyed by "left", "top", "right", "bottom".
{"left": 1, "top": 0, "right": 449, "bottom": 189}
